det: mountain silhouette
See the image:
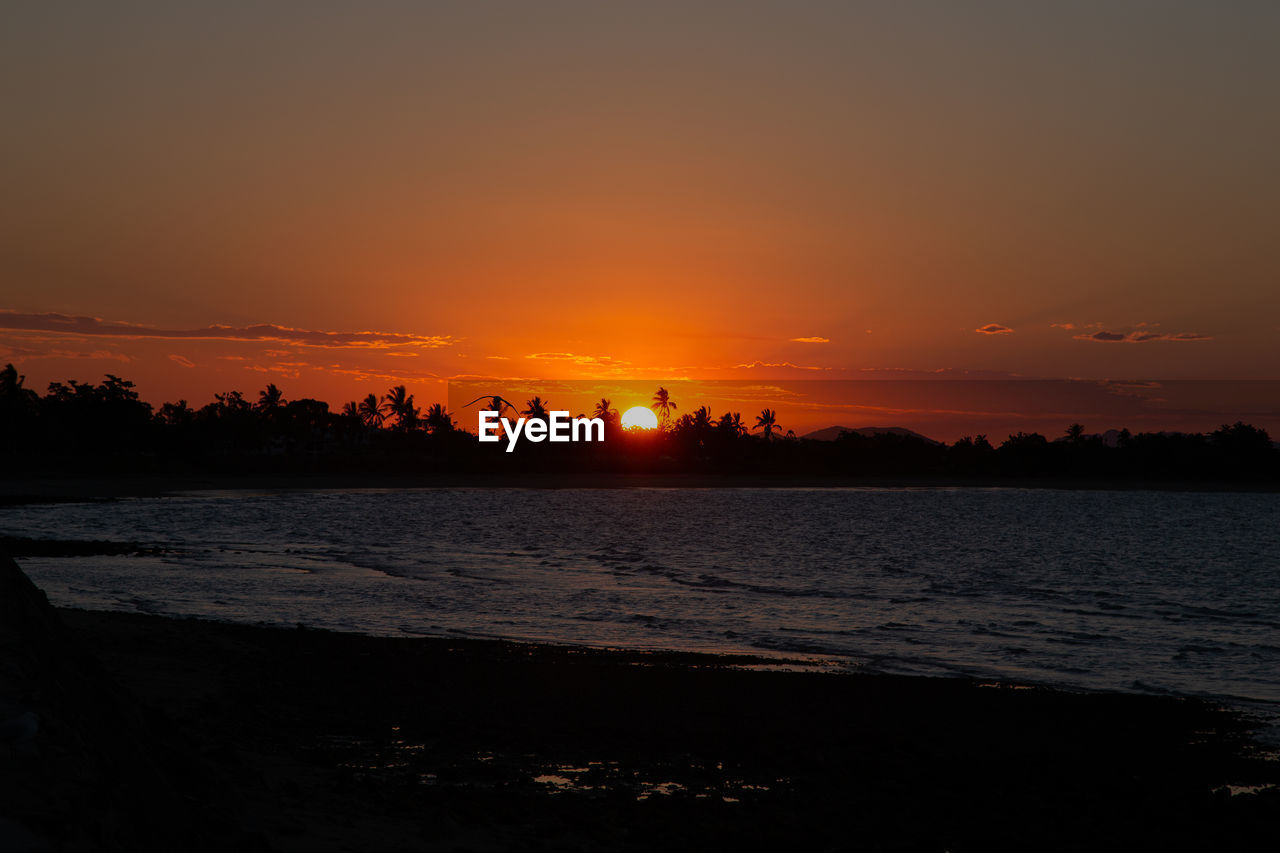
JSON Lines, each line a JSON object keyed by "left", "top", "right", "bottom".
{"left": 801, "top": 425, "right": 943, "bottom": 445}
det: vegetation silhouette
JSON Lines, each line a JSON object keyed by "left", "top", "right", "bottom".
{"left": 357, "top": 393, "right": 384, "bottom": 429}
{"left": 1, "top": 365, "right": 1275, "bottom": 482}
{"left": 380, "top": 385, "right": 420, "bottom": 433}
{"left": 256, "top": 383, "right": 285, "bottom": 415}
{"left": 651, "top": 386, "right": 677, "bottom": 427}
{"left": 593, "top": 398, "right": 617, "bottom": 423}
{"left": 754, "top": 408, "right": 781, "bottom": 441}
{"left": 522, "top": 396, "right": 550, "bottom": 421}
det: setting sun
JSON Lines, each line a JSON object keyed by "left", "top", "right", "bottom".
{"left": 621, "top": 406, "right": 659, "bottom": 430}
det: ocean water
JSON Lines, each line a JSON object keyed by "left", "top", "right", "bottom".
{"left": 4, "top": 487, "right": 1280, "bottom": 705}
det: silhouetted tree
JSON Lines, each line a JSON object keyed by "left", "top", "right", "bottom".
{"left": 998, "top": 431, "right": 1052, "bottom": 476}
{"left": 379, "top": 386, "right": 420, "bottom": 433}
{"left": 5, "top": 364, "right": 1276, "bottom": 482}
{"left": 358, "top": 393, "right": 384, "bottom": 429}
{"left": 523, "top": 396, "right": 550, "bottom": 419}
{"left": 651, "top": 387, "right": 677, "bottom": 427}
{"left": 0, "top": 364, "right": 35, "bottom": 403}
{"left": 375, "top": 386, "right": 421, "bottom": 432}
{"left": 157, "top": 400, "right": 194, "bottom": 427}
{"left": 424, "top": 403, "right": 454, "bottom": 434}
{"left": 717, "top": 412, "right": 746, "bottom": 438}
{"left": 1211, "top": 421, "right": 1271, "bottom": 454}
{"left": 754, "top": 408, "right": 781, "bottom": 440}
{"left": 0, "top": 364, "right": 40, "bottom": 454}
{"left": 256, "top": 384, "right": 286, "bottom": 414}
{"left": 205, "top": 391, "right": 252, "bottom": 418}
{"left": 1210, "top": 421, "right": 1274, "bottom": 476}
{"left": 691, "top": 406, "right": 714, "bottom": 431}
{"left": 593, "top": 398, "right": 617, "bottom": 423}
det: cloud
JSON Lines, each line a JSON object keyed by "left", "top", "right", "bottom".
{"left": 167, "top": 354, "right": 195, "bottom": 367}
{"left": 1049, "top": 323, "right": 1076, "bottom": 331}
{"left": 322, "top": 364, "right": 442, "bottom": 384}
{"left": 789, "top": 336, "right": 830, "bottom": 343}
{"left": 975, "top": 323, "right": 1014, "bottom": 335}
{"left": 0, "top": 341, "right": 131, "bottom": 362}
{"left": 1073, "top": 330, "right": 1213, "bottom": 343}
{"left": 524, "top": 352, "right": 631, "bottom": 367}
{"left": 732, "top": 361, "right": 830, "bottom": 371}
{"left": 0, "top": 311, "right": 453, "bottom": 349}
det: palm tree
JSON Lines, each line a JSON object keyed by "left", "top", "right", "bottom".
{"left": 424, "top": 402, "right": 453, "bottom": 434}
{"left": 0, "top": 363, "right": 38, "bottom": 409}
{"left": 753, "top": 408, "right": 780, "bottom": 440}
{"left": 380, "top": 385, "right": 420, "bottom": 432}
{"left": 398, "top": 399, "right": 421, "bottom": 432}
{"left": 718, "top": 411, "right": 746, "bottom": 437}
{"left": 0, "top": 363, "right": 27, "bottom": 399}
{"left": 380, "top": 385, "right": 406, "bottom": 421}
{"left": 651, "top": 387, "right": 677, "bottom": 426}
{"left": 340, "top": 401, "right": 359, "bottom": 420}
{"left": 1065, "top": 423, "right": 1086, "bottom": 444}
{"left": 691, "top": 405, "right": 714, "bottom": 431}
{"left": 593, "top": 398, "right": 616, "bottom": 422}
{"left": 256, "top": 383, "right": 285, "bottom": 414}
{"left": 523, "top": 396, "right": 550, "bottom": 419}
{"left": 358, "top": 393, "right": 385, "bottom": 429}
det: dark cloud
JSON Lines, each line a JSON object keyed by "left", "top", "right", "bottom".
{"left": 0, "top": 311, "right": 453, "bottom": 349}
{"left": 975, "top": 323, "right": 1013, "bottom": 335}
{"left": 1073, "top": 329, "right": 1213, "bottom": 343}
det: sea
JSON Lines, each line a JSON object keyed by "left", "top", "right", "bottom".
{"left": 5, "top": 487, "right": 1280, "bottom": 709}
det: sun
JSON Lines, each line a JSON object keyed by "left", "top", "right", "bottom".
{"left": 620, "top": 406, "right": 659, "bottom": 430}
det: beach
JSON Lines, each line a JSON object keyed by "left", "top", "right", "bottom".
{"left": 4, "top": 471, "right": 1279, "bottom": 507}
{"left": 3, "top": 546, "right": 1279, "bottom": 852}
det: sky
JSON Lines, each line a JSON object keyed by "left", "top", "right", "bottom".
{"left": 3, "top": 1, "right": 1278, "bottom": 437}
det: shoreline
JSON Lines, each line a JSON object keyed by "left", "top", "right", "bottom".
{"left": 6, "top": 592, "right": 1279, "bottom": 850}
{"left": 4, "top": 470, "right": 1279, "bottom": 503}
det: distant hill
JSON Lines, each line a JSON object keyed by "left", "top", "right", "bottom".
{"left": 801, "top": 425, "right": 943, "bottom": 445}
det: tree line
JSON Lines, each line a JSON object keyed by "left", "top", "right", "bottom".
{"left": 1, "top": 365, "right": 1275, "bottom": 480}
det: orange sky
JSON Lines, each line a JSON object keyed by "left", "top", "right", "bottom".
{"left": 3, "top": 2, "right": 1278, "bottom": 439}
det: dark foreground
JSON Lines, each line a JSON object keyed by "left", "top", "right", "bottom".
{"left": 3, "top": 561, "right": 1280, "bottom": 851}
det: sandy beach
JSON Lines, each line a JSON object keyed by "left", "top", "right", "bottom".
{"left": 3, "top": 547, "right": 1279, "bottom": 852}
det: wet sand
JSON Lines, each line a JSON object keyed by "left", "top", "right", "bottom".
{"left": 5, "top": 585, "right": 1278, "bottom": 851}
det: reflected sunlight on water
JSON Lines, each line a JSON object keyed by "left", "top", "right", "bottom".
{"left": 4, "top": 486, "right": 1279, "bottom": 704}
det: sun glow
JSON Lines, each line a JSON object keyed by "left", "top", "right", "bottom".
{"left": 621, "top": 406, "right": 659, "bottom": 430}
